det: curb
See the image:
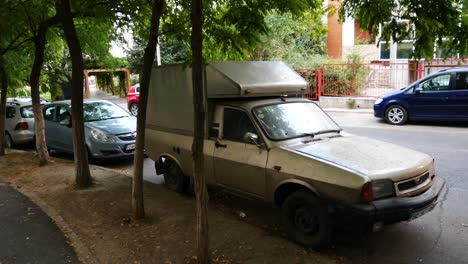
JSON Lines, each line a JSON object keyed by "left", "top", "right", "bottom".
{"left": 323, "top": 108, "right": 374, "bottom": 114}
{"left": 10, "top": 184, "right": 99, "bottom": 264}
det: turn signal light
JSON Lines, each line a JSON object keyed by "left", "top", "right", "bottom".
{"left": 15, "top": 122, "right": 29, "bottom": 130}
{"left": 361, "top": 182, "right": 374, "bottom": 202}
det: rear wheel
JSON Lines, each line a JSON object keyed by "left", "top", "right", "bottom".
{"left": 282, "top": 191, "right": 331, "bottom": 248}
{"left": 161, "top": 158, "right": 188, "bottom": 193}
{"left": 129, "top": 103, "right": 138, "bottom": 116}
{"left": 385, "top": 105, "right": 408, "bottom": 125}
{"left": 4, "top": 132, "right": 13, "bottom": 149}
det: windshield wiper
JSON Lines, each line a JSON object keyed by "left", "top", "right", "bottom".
{"left": 103, "top": 116, "right": 127, "bottom": 120}
{"left": 298, "top": 132, "right": 316, "bottom": 138}
{"left": 313, "top": 129, "right": 342, "bottom": 136}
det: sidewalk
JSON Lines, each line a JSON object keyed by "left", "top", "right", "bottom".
{"left": 0, "top": 152, "right": 342, "bottom": 264}
{"left": 0, "top": 182, "right": 78, "bottom": 264}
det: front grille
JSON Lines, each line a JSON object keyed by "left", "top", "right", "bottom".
{"left": 395, "top": 172, "right": 431, "bottom": 196}
{"left": 117, "top": 132, "right": 136, "bottom": 141}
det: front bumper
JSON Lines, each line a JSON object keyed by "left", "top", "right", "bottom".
{"left": 347, "top": 176, "right": 445, "bottom": 225}
{"left": 88, "top": 140, "right": 136, "bottom": 160}
{"left": 373, "top": 104, "right": 385, "bottom": 118}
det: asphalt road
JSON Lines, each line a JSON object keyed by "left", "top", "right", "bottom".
{"left": 0, "top": 183, "right": 79, "bottom": 264}
{"left": 101, "top": 111, "right": 468, "bottom": 264}
{"left": 328, "top": 112, "right": 468, "bottom": 264}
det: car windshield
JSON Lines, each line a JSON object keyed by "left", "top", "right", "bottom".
{"left": 84, "top": 101, "right": 130, "bottom": 122}
{"left": 20, "top": 106, "right": 34, "bottom": 118}
{"left": 253, "top": 102, "right": 341, "bottom": 140}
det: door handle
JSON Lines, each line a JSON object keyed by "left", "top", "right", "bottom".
{"left": 215, "top": 141, "right": 227, "bottom": 148}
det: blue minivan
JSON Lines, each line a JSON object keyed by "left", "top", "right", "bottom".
{"left": 374, "top": 67, "right": 468, "bottom": 125}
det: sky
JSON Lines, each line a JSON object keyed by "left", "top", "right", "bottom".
{"left": 109, "top": 31, "right": 134, "bottom": 58}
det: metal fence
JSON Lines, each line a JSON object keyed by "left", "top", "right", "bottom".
{"left": 318, "top": 62, "right": 422, "bottom": 98}
{"left": 297, "top": 59, "right": 466, "bottom": 100}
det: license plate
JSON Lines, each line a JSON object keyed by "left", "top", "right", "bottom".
{"left": 126, "top": 144, "right": 135, "bottom": 151}
{"left": 409, "top": 201, "right": 437, "bottom": 221}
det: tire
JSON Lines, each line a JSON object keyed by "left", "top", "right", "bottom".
{"left": 161, "top": 158, "right": 188, "bottom": 193}
{"left": 282, "top": 191, "right": 331, "bottom": 248}
{"left": 4, "top": 132, "right": 14, "bottom": 149}
{"left": 385, "top": 105, "right": 408, "bottom": 125}
{"left": 129, "top": 103, "right": 138, "bottom": 116}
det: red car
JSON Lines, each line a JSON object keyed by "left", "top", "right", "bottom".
{"left": 127, "top": 83, "right": 140, "bottom": 116}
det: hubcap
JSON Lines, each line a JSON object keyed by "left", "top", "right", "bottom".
{"left": 294, "top": 206, "right": 318, "bottom": 234}
{"left": 130, "top": 104, "right": 138, "bottom": 116}
{"left": 388, "top": 108, "right": 404, "bottom": 123}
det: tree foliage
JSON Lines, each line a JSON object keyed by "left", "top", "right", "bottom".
{"left": 340, "top": 0, "right": 468, "bottom": 59}
{"left": 251, "top": 10, "right": 327, "bottom": 67}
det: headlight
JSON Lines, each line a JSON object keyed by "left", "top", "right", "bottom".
{"left": 361, "top": 179, "right": 395, "bottom": 202}
{"left": 372, "top": 179, "right": 395, "bottom": 199}
{"left": 90, "top": 128, "right": 115, "bottom": 143}
{"left": 374, "top": 98, "right": 383, "bottom": 105}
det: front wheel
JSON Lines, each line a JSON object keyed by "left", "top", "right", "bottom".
{"left": 385, "top": 105, "right": 408, "bottom": 125}
{"left": 161, "top": 158, "right": 188, "bottom": 193}
{"left": 282, "top": 191, "right": 331, "bottom": 248}
{"left": 129, "top": 103, "right": 138, "bottom": 116}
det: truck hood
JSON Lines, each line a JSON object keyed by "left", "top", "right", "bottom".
{"left": 284, "top": 134, "right": 433, "bottom": 181}
{"left": 85, "top": 116, "right": 136, "bottom": 135}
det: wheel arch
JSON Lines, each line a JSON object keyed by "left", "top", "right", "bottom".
{"left": 273, "top": 180, "right": 320, "bottom": 206}
{"left": 156, "top": 153, "right": 183, "bottom": 175}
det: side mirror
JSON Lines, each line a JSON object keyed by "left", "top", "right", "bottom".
{"left": 59, "top": 118, "right": 71, "bottom": 127}
{"left": 415, "top": 87, "right": 423, "bottom": 94}
{"left": 243, "top": 132, "right": 260, "bottom": 146}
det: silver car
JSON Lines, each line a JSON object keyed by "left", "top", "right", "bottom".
{"left": 44, "top": 99, "right": 137, "bottom": 160}
{"left": 5, "top": 99, "right": 36, "bottom": 148}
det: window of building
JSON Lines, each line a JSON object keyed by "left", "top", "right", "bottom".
{"left": 396, "top": 42, "right": 413, "bottom": 59}
{"left": 380, "top": 42, "right": 390, "bottom": 60}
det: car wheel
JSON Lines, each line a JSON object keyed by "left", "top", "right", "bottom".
{"left": 385, "top": 105, "right": 408, "bottom": 125}
{"left": 129, "top": 103, "right": 138, "bottom": 116}
{"left": 282, "top": 191, "right": 331, "bottom": 248}
{"left": 4, "top": 132, "right": 14, "bottom": 149}
{"left": 161, "top": 158, "right": 188, "bottom": 193}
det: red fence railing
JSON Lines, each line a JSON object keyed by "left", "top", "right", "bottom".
{"left": 319, "top": 61, "right": 422, "bottom": 98}
{"left": 297, "top": 59, "right": 466, "bottom": 100}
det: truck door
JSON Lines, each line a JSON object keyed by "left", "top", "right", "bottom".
{"left": 213, "top": 107, "right": 267, "bottom": 198}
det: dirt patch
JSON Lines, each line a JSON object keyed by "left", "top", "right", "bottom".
{"left": 0, "top": 152, "right": 346, "bottom": 264}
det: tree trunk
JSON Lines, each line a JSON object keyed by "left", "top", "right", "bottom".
{"left": 191, "top": 0, "right": 210, "bottom": 263}
{"left": 0, "top": 66, "right": 8, "bottom": 156}
{"left": 109, "top": 73, "right": 115, "bottom": 95}
{"left": 56, "top": 0, "right": 92, "bottom": 188}
{"left": 132, "top": 0, "right": 165, "bottom": 220}
{"left": 30, "top": 25, "right": 50, "bottom": 166}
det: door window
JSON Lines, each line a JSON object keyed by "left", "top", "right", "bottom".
{"left": 44, "top": 106, "right": 57, "bottom": 121}
{"left": 223, "top": 108, "right": 257, "bottom": 143}
{"left": 419, "top": 74, "right": 452, "bottom": 92}
{"left": 455, "top": 72, "right": 468, "bottom": 91}
{"left": 57, "top": 106, "right": 71, "bottom": 122}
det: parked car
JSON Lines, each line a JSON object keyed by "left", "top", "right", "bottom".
{"left": 44, "top": 99, "right": 137, "bottom": 160}
{"left": 145, "top": 62, "right": 445, "bottom": 247}
{"left": 374, "top": 67, "right": 468, "bottom": 125}
{"left": 4, "top": 99, "right": 37, "bottom": 148}
{"left": 127, "top": 83, "right": 140, "bottom": 116}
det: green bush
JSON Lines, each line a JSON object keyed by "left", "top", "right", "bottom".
{"left": 322, "top": 54, "right": 370, "bottom": 96}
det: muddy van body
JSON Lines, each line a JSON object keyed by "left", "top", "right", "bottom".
{"left": 145, "top": 61, "right": 444, "bottom": 247}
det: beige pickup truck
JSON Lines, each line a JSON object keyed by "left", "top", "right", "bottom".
{"left": 145, "top": 62, "right": 445, "bottom": 247}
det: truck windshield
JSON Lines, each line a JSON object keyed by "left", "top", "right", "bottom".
{"left": 252, "top": 102, "right": 341, "bottom": 140}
